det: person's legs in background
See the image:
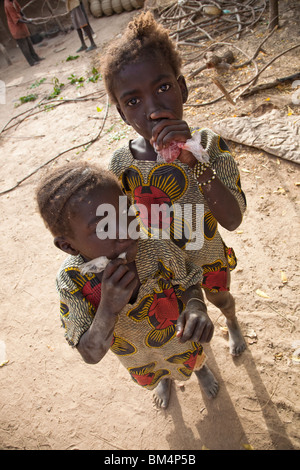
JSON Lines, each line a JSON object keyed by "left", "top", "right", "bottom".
{"left": 16, "top": 37, "right": 44, "bottom": 66}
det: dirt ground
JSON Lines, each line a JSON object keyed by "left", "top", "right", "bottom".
{"left": 0, "top": 5, "right": 299, "bottom": 451}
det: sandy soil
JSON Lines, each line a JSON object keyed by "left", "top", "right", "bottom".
{"left": 0, "top": 6, "right": 299, "bottom": 451}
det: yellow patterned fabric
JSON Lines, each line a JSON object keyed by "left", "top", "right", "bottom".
{"left": 56, "top": 238, "right": 206, "bottom": 390}
{"left": 109, "top": 128, "right": 246, "bottom": 293}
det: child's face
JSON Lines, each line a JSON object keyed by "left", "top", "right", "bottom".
{"left": 113, "top": 54, "right": 188, "bottom": 142}
{"left": 59, "top": 184, "right": 138, "bottom": 263}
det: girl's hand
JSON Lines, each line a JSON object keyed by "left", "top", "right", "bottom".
{"left": 177, "top": 149, "right": 197, "bottom": 168}
{"left": 150, "top": 114, "right": 192, "bottom": 151}
{"left": 150, "top": 115, "right": 197, "bottom": 167}
{"left": 77, "top": 259, "right": 137, "bottom": 364}
{"left": 100, "top": 258, "right": 137, "bottom": 315}
{"left": 176, "top": 301, "right": 214, "bottom": 343}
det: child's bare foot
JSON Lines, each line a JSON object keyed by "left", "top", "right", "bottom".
{"left": 153, "top": 378, "right": 172, "bottom": 409}
{"left": 194, "top": 364, "right": 219, "bottom": 399}
{"left": 204, "top": 290, "right": 246, "bottom": 356}
{"left": 226, "top": 318, "right": 246, "bottom": 356}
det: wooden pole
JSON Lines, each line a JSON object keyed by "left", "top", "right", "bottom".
{"left": 0, "top": 43, "right": 12, "bottom": 65}
{"left": 269, "top": 0, "right": 279, "bottom": 31}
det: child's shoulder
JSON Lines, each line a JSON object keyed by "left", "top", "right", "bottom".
{"left": 194, "top": 127, "right": 231, "bottom": 156}
{"left": 56, "top": 254, "right": 85, "bottom": 287}
{"left": 109, "top": 142, "right": 132, "bottom": 176}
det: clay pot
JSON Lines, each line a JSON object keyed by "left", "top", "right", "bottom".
{"left": 101, "top": 0, "right": 114, "bottom": 16}
{"left": 121, "top": 0, "right": 133, "bottom": 11}
{"left": 131, "top": 0, "right": 144, "bottom": 8}
{"left": 112, "top": 0, "right": 123, "bottom": 13}
{"left": 89, "top": 0, "right": 102, "bottom": 17}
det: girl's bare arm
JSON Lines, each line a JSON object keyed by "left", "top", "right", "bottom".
{"left": 77, "top": 259, "right": 137, "bottom": 364}
{"left": 76, "top": 304, "right": 118, "bottom": 364}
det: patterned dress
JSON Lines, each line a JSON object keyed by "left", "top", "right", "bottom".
{"left": 109, "top": 128, "right": 247, "bottom": 293}
{"left": 56, "top": 238, "right": 206, "bottom": 390}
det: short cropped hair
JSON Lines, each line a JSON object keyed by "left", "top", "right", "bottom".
{"left": 101, "top": 11, "right": 182, "bottom": 104}
{"left": 36, "top": 161, "right": 119, "bottom": 237}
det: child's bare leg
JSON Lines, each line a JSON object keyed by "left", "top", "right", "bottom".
{"left": 204, "top": 289, "right": 246, "bottom": 356}
{"left": 76, "top": 29, "right": 87, "bottom": 52}
{"left": 194, "top": 364, "right": 219, "bottom": 399}
{"left": 153, "top": 378, "right": 172, "bottom": 409}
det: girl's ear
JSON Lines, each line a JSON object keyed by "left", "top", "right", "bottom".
{"left": 117, "top": 105, "right": 130, "bottom": 125}
{"left": 177, "top": 75, "right": 189, "bottom": 104}
{"left": 54, "top": 236, "right": 79, "bottom": 256}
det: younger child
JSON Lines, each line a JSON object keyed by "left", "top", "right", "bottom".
{"left": 66, "top": 0, "right": 96, "bottom": 53}
{"left": 102, "top": 12, "right": 247, "bottom": 357}
{"left": 36, "top": 161, "right": 218, "bottom": 408}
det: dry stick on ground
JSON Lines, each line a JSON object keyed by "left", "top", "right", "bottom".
{"left": 174, "top": 1, "right": 268, "bottom": 67}
{"left": 232, "top": 25, "right": 278, "bottom": 69}
{"left": 187, "top": 41, "right": 258, "bottom": 107}
{"left": 188, "top": 25, "right": 277, "bottom": 80}
{"left": 1, "top": 97, "right": 47, "bottom": 135}
{"left": 187, "top": 42, "right": 300, "bottom": 107}
{"left": 211, "top": 77, "right": 236, "bottom": 106}
{"left": 236, "top": 42, "right": 300, "bottom": 100}
{"left": 241, "top": 72, "right": 300, "bottom": 98}
{"left": 0, "top": 95, "right": 109, "bottom": 197}
{"left": 166, "top": 1, "right": 267, "bottom": 46}
{"left": 183, "top": 27, "right": 249, "bottom": 67}
{"left": 7, "top": 95, "right": 103, "bottom": 134}
{"left": 0, "top": 90, "right": 106, "bottom": 135}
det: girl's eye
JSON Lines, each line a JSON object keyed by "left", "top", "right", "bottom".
{"left": 158, "top": 84, "right": 171, "bottom": 93}
{"left": 127, "top": 97, "right": 140, "bottom": 106}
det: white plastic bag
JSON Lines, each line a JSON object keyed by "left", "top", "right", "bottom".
{"left": 80, "top": 252, "right": 126, "bottom": 275}
{"left": 155, "top": 131, "right": 210, "bottom": 164}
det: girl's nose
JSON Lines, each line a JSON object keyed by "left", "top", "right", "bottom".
{"left": 148, "top": 111, "right": 163, "bottom": 121}
{"left": 146, "top": 97, "right": 163, "bottom": 121}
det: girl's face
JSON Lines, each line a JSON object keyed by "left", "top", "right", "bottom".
{"left": 113, "top": 54, "right": 188, "bottom": 142}
{"left": 59, "top": 184, "right": 138, "bottom": 263}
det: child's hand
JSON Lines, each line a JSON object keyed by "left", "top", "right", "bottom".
{"left": 176, "top": 301, "right": 214, "bottom": 343}
{"left": 100, "top": 258, "right": 137, "bottom": 315}
{"left": 150, "top": 115, "right": 197, "bottom": 167}
{"left": 150, "top": 114, "right": 192, "bottom": 151}
{"left": 177, "top": 149, "right": 197, "bottom": 168}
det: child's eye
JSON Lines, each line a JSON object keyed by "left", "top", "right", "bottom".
{"left": 127, "top": 97, "right": 140, "bottom": 106}
{"left": 158, "top": 84, "right": 171, "bottom": 93}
